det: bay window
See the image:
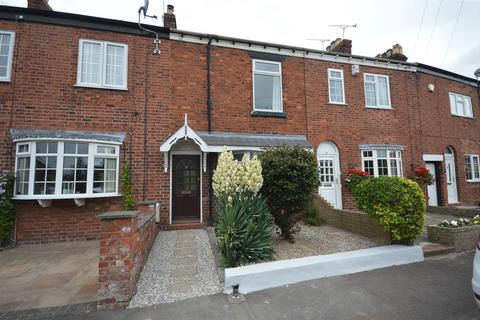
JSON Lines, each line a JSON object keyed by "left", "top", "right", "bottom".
{"left": 464, "top": 154, "right": 480, "bottom": 182}
{"left": 253, "top": 60, "right": 283, "bottom": 112}
{"left": 14, "top": 141, "right": 119, "bottom": 199}
{"left": 361, "top": 149, "right": 403, "bottom": 177}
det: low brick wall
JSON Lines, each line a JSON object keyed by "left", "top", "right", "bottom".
{"left": 427, "top": 225, "right": 480, "bottom": 252}
{"left": 428, "top": 206, "right": 480, "bottom": 218}
{"left": 312, "top": 196, "right": 391, "bottom": 244}
{"left": 97, "top": 210, "right": 158, "bottom": 310}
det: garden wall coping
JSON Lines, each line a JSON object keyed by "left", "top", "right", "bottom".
{"left": 136, "top": 213, "right": 155, "bottom": 231}
{"left": 224, "top": 245, "right": 424, "bottom": 294}
{"left": 99, "top": 211, "right": 141, "bottom": 220}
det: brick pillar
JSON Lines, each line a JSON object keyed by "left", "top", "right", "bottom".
{"left": 97, "top": 210, "right": 158, "bottom": 310}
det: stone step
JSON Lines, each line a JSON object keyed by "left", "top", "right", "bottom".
{"left": 168, "top": 223, "right": 204, "bottom": 231}
{"left": 420, "top": 242, "right": 456, "bottom": 257}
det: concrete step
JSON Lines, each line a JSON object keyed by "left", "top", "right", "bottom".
{"left": 420, "top": 242, "right": 455, "bottom": 257}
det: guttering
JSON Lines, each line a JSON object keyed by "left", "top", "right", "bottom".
{"left": 415, "top": 63, "right": 478, "bottom": 87}
{"left": 170, "top": 30, "right": 417, "bottom": 73}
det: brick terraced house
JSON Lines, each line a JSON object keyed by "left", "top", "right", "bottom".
{"left": 0, "top": 1, "right": 479, "bottom": 244}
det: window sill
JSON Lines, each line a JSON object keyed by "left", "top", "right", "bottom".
{"left": 74, "top": 84, "right": 128, "bottom": 91}
{"left": 251, "top": 110, "right": 287, "bottom": 118}
{"left": 0, "top": 78, "right": 11, "bottom": 83}
{"left": 450, "top": 114, "right": 475, "bottom": 119}
{"left": 467, "top": 180, "right": 480, "bottom": 183}
{"left": 13, "top": 193, "right": 122, "bottom": 200}
{"left": 328, "top": 102, "right": 349, "bottom": 107}
{"left": 365, "top": 106, "right": 393, "bottom": 110}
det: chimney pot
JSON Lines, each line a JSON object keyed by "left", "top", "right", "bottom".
{"left": 377, "top": 44, "right": 407, "bottom": 62}
{"left": 326, "top": 38, "right": 352, "bottom": 55}
{"left": 163, "top": 4, "right": 177, "bottom": 29}
{"left": 27, "top": 0, "right": 52, "bottom": 10}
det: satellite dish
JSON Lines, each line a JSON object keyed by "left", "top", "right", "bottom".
{"left": 139, "top": 0, "right": 150, "bottom": 17}
{"left": 475, "top": 68, "right": 480, "bottom": 78}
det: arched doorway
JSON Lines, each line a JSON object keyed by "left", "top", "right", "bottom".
{"left": 317, "top": 141, "right": 342, "bottom": 209}
{"left": 444, "top": 146, "right": 458, "bottom": 204}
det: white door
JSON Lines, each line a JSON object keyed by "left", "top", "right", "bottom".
{"left": 317, "top": 141, "right": 342, "bottom": 209}
{"left": 426, "top": 163, "right": 438, "bottom": 206}
{"left": 444, "top": 148, "right": 458, "bottom": 204}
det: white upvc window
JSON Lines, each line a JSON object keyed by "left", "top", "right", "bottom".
{"left": 364, "top": 73, "right": 391, "bottom": 109}
{"left": 361, "top": 149, "right": 403, "bottom": 177}
{"left": 0, "top": 30, "right": 15, "bottom": 82}
{"left": 77, "top": 39, "right": 128, "bottom": 90}
{"left": 328, "top": 68, "right": 345, "bottom": 104}
{"left": 464, "top": 154, "right": 480, "bottom": 182}
{"left": 449, "top": 92, "right": 473, "bottom": 118}
{"left": 252, "top": 59, "right": 283, "bottom": 112}
{"left": 14, "top": 141, "right": 120, "bottom": 199}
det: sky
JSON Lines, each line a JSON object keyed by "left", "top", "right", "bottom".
{"left": 3, "top": 0, "right": 480, "bottom": 79}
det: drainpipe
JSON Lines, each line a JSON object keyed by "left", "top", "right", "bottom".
{"left": 206, "top": 36, "right": 214, "bottom": 225}
{"left": 207, "top": 36, "right": 213, "bottom": 133}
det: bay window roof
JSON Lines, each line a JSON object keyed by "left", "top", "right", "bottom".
{"left": 10, "top": 129, "right": 126, "bottom": 144}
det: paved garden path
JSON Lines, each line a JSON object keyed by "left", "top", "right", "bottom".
{"left": 129, "top": 229, "right": 222, "bottom": 308}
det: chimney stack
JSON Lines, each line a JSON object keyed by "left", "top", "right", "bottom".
{"left": 27, "top": 0, "right": 52, "bottom": 10}
{"left": 326, "top": 38, "right": 352, "bottom": 55}
{"left": 376, "top": 44, "right": 408, "bottom": 62}
{"left": 163, "top": 4, "right": 177, "bottom": 29}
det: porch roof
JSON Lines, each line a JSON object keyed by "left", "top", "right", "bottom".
{"left": 197, "top": 131, "right": 311, "bottom": 149}
{"left": 10, "top": 129, "right": 126, "bottom": 144}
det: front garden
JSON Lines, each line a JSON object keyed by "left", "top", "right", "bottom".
{"left": 211, "top": 147, "right": 427, "bottom": 269}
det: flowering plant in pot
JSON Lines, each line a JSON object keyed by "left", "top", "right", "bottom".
{"left": 345, "top": 169, "right": 370, "bottom": 191}
{"left": 408, "top": 165, "right": 434, "bottom": 187}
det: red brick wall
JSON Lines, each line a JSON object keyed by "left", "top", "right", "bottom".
{"left": 98, "top": 210, "right": 158, "bottom": 310}
{"left": 1, "top": 16, "right": 479, "bottom": 243}
{"left": 417, "top": 73, "right": 480, "bottom": 206}
{"left": 15, "top": 198, "right": 121, "bottom": 244}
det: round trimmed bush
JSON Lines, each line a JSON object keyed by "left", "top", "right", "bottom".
{"left": 353, "top": 176, "right": 425, "bottom": 244}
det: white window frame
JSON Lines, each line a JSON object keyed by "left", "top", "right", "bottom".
{"left": 76, "top": 39, "right": 128, "bottom": 90}
{"left": 328, "top": 68, "right": 346, "bottom": 104}
{"left": 252, "top": 59, "right": 283, "bottom": 112}
{"left": 363, "top": 73, "right": 392, "bottom": 109}
{"left": 449, "top": 92, "right": 473, "bottom": 118}
{"left": 13, "top": 140, "right": 120, "bottom": 200}
{"left": 361, "top": 149, "right": 403, "bottom": 177}
{"left": 464, "top": 154, "right": 480, "bottom": 182}
{"left": 0, "top": 30, "right": 15, "bottom": 82}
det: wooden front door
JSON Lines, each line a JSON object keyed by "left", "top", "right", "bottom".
{"left": 172, "top": 155, "right": 201, "bottom": 220}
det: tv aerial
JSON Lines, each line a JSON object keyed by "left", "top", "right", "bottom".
{"left": 328, "top": 24, "right": 357, "bottom": 39}
{"left": 138, "top": 0, "right": 161, "bottom": 55}
{"left": 306, "top": 38, "right": 330, "bottom": 50}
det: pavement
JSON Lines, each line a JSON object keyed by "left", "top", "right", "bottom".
{"left": 0, "top": 241, "right": 98, "bottom": 314}
{"left": 51, "top": 252, "right": 478, "bottom": 320}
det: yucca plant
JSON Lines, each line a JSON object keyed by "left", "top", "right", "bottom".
{"left": 215, "top": 192, "right": 274, "bottom": 267}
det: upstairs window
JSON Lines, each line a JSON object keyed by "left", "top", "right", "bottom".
{"left": 77, "top": 39, "right": 128, "bottom": 90}
{"left": 464, "top": 154, "right": 480, "bottom": 182}
{"left": 449, "top": 92, "right": 473, "bottom": 118}
{"left": 253, "top": 60, "right": 283, "bottom": 112}
{"left": 364, "top": 73, "right": 391, "bottom": 109}
{"left": 328, "top": 68, "right": 345, "bottom": 104}
{"left": 14, "top": 141, "right": 119, "bottom": 199}
{"left": 0, "top": 30, "right": 15, "bottom": 81}
{"left": 361, "top": 149, "right": 402, "bottom": 177}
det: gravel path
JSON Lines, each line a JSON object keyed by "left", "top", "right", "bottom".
{"left": 129, "top": 229, "right": 222, "bottom": 308}
{"left": 273, "top": 223, "right": 380, "bottom": 260}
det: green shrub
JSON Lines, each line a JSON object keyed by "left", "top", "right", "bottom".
{"left": 120, "top": 163, "right": 135, "bottom": 211}
{"left": 260, "top": 146, "right": 320, "bottom": 241}
{"left": 303, "top": 204, "right": 325, "bottom": 226}
{"left": 0, "top": 173, "right": 15, "bottom": 242}
{"left": 214, "top": 192, "right": 274, "bottom": 267}
{"left": 353, "top": 176, "right": 425, "bottom": 244}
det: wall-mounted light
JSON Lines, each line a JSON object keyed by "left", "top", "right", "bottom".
{"left": 427, "top": 84, "right": 435, "bottom": 92}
